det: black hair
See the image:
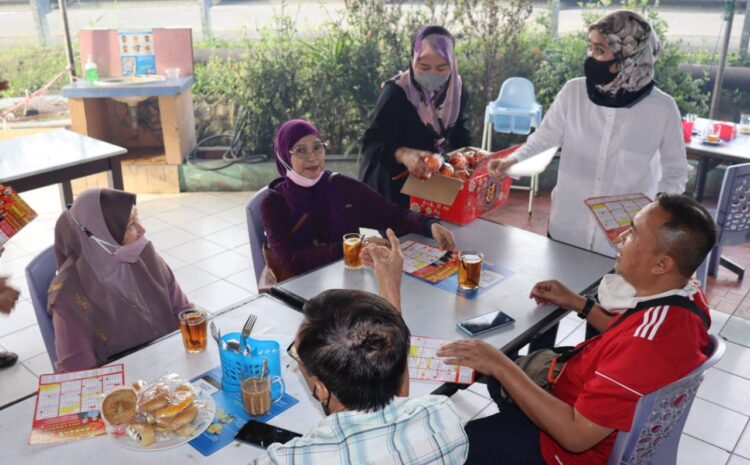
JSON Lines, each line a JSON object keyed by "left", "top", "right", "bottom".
{"left": 297, "top": 289, "right": 410, "bottom": 412}
{"left": 655, "top": 193, "right": 717, "bottom": 277}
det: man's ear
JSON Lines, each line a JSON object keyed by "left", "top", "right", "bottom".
{"left": 313, "top": 378, "right": 331, "bottom": 404}
{"left": 652, "top": 254, "right": 675, "bottom": 276}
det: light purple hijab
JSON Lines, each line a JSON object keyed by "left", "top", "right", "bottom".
{"left": 393, "top": 25, "right": 462, "bottom": 145}
{"left": 48, "top": 188, "right": 180, "bottom": 369}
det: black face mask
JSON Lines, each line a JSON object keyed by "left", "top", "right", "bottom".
{"left": 584, "top": 56, "right": 618, "bottom": 86}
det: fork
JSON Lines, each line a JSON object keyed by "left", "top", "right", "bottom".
{"left": 240, "top": 314, "right": 258, "bottom": 356}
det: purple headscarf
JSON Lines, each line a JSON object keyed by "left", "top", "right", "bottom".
{"left": 48, "top": 188, "right": 181, "bottom": 370}
{"left": 271, "top": 119, "right": 347, "bottom": 244}
{"left": 392, "top": 25, "right": 462, "bottom": 151}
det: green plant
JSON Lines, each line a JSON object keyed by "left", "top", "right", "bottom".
{"left": 0, "top": 44, "right": 73, "bottom": 98}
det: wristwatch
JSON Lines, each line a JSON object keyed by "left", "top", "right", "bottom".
{"left": 578, "top": 297, "right": 596, "bottom": 319}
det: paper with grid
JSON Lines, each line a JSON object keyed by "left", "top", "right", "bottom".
{"left": 408, "top": 336, "right": 475, "bottom": 384}
{"left": 585, "top": 193, "right": 651, "bottom": 245}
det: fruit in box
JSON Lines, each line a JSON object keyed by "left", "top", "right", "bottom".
{"left": 454, "top": 169, "right": 470, "bottom": 181}
{"left": 424, "top": 154, "right": 442, "bottom": 174}
{"left": 439, "top": 163, "right": 455, "bottom": 177}
{"left": 448, "top": 153, "right": 468, "bottom": 170}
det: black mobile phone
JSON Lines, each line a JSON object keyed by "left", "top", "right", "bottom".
{"left": 457, "top": 310, "right": 516, "bottom": 337}
{"left": 235, "top": 420, "right": 301, "bottom": 448}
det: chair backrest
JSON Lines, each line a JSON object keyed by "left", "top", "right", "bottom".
{"left": 495, "top": 77, "right": 537, "bottom": 110}
{"left": 25, "top": 245, "right": 58, "bottom": 368}
{"left": 714, "top": 162, "right": 750, "bottom": 247}
{"left": 245, "top": 187, "right": 272, "bottom": 282}
{"left": 607, "top": 334, "right": 725, "bottom": 465}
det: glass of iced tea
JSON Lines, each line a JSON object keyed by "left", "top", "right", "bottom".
{"left": 178, "top": 308, "right": 207, "bottom": 353}
{"left": 343, "top": 233, "right": 364, "bottom": 269}
{"left": 458, "top": 251, "right": 484, "bottom": 290}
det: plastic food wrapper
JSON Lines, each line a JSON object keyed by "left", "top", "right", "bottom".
{"left": 100, "top": 372, "right": 214, "bottom": 449}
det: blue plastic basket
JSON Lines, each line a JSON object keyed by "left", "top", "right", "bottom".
{"left": 219, "top": 333, "right": 282, "bottom": 395}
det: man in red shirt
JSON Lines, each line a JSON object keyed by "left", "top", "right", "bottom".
{"left": 438, "top": 193, "right": 716, "bottom": 465}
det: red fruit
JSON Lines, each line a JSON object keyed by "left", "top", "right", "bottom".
{"left": 439, "top": 163, "right": 455, "bottom": 177}
{"left": 454, "top": 169, "right": 470, "bottom": 181}
{"left": 449, "top": 154, "right": 468, "bottom": 170}
{"left": 424, "top": 154, "right": 442, "bottom": 174}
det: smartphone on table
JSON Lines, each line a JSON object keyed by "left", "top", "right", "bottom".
{"left": 457, "top": 310, "right": 515, "bottom": 337}
{"left": 235, "top": 420, "right": 302, "bottom": 448}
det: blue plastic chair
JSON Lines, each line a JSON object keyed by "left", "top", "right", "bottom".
{"left": 481, "top": 77, "right": 544, "bottom": 215}
{"left": 606, "top": 334, "right": 725, "bottom": 465}
{"left": 695, "top": 162, "right": 750, "bottom": 289}
{"left": 245, "top": 187, "right": 271, "bottom": 284}
{"left": 25, "top": 245, "right": 58, "bottom": 369}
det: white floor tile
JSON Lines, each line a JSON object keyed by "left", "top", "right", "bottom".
{"left": 205, "top": 225, "right": 250, "bottom": 250}
{"left": 212, "top": 205, "right": 247, "bottom": 225}
{"left": 233, "top": 243, "right": 253, "bottom": 259}
{"left": 172, "top": 265, "right": 220, "bottom": 294}
{"left": 0, "top": 254, "right": 32, "bottom": 279}
{"left": 22, "top": 352, "right": 54, "bottom": 377}
{"left": 159, "top": 251, "right": 189, "bottom": 272}
{"left": 698, "top": 368, "right": 750, "bottom": 415}
{"left": 156, "top": 207, "right": 209, "bottom": 226}
{"left": 183, "top": 216, "right": 234, "bottom": 236}
{"left": 559, "top": 321, "right": 586, "bottom": 346}
{"left": 734, "top": 422, "right": 750, "bottom": 459}
{"left": 555, "top": 317, "right": 584, "bottom": 345}
{"left": 225, "top": 267, "right": 258, "bottom": 293}
{"left": 717, "top": 341, "right": 750, "bottom": 381}
{"left": 711, "top": 308, "right": 731, "bottom": 336}
{"left": 147, "top": 227, "right": 198, "bottom": 251}
{"left": 678, "top": 435, "right": 731, "bottom": 465}
{"left": 471, "top": 402, "right": 500, "bottom": 421}
{"left": 0, "top": 300, "right": 39, "bottom": 338}
{"left": 0, "top": 243, "right": 30, "bottom": 261}
{"left": 187, "top": 280, "right": 251, "bottom": 314}
{"left": 8, "top": 275, "right": 31, "bottom": 301}
{"left": 466, "top": 382, "right": 492, "bottom": 399}
{"left": 730, "top": 454, "right": 750, "bottom": 465}
{"left": 166, "top": 238, "right": 227, "bottom": 264}
{"left": 449, "top": 389, "right": 493, "bottom": 424}
{"left": 684, "top": 398, "right": 748, "bottom": 451}
{"left": 194, "top": 250, "right": 251, "bottom": 279}
{"left": 0, "top": 363, "right": 39, "bottom": 407}
{"left": 0, "top": 325, "right": 47, "bottom": 362}
{"left": 138, "top": 215, "right": 172, "bottom": 235}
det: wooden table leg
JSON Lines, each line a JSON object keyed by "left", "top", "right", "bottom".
{"left": 108, "top": 157, "right": 124, "bottom": 191}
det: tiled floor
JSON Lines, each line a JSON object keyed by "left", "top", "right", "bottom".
{"left": 2, "top": 186, "right": 750, "bottom": 464}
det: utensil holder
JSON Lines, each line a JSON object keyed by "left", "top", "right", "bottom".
{"left": 219, "top": 333, "right": 282, "bottom": 395}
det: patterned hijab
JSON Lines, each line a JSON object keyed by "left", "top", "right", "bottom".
{"left": 589, "top": 10, "right": 660, "bottom": 95}
{"left": 48, "top": 188, "right": 180, "bottom": 370}
{"left": 392, "top": 25, "right": 462, "bottom": 148}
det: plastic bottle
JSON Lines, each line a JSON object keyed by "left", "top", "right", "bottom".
{"left": 85, "top": 56, "right": 99, "bottom": 83}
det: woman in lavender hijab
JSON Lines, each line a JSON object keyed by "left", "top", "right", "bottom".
{"left": 259, "top": 119, "right": 455, "bottom": 285}
{"left": 48, "top": 188, "right": 193, "bottom": 372}
{"left": 360, "top": 25, "right": 471, "bottom": 208}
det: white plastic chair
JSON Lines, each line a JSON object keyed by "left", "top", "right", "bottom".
{"left": 481, "top": 77, "right": 543, "bottom": 215}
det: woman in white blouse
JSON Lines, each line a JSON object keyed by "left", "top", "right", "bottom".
{"left": 490, "top": 10, "right": 688, "bottom": 258}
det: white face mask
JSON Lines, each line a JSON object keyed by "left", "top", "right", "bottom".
{"left": 286, "top": 168, "right": 324, "bottom": 188}
{"left": 597, "top": 273, "right": 638, "bottom": 312}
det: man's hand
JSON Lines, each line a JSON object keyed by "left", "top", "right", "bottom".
{"left": 363, "top": 228, "right": 403, "bottom": 311}
{"left": 430, "top": 223, "right": 455, "bottom": 251}
{"left": 437, "top": 339, "right": 508, "bottom": 376}
{"left": 530, "top": 280, "right": 585, "bottom": 311}
{"left": 0, "top": 277, "right": 20, "bottom": 314}
{"left": 487, "top": 157, "right": 518, "bottom": 180}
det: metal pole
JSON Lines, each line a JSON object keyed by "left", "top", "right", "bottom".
{"left": 710, "top": 0, "right": 737, "bottom": 119}
{"left": 200, "top": 0, "right": 213, "bottom": 41}
{"left": 740, "top": 0, "right": 750, "bottom": 61}
{"left": 59, "top": 0, "right": 77, "bottom": 82}
{"left": 29, "top": 0, "right": 50, "bottom": 47}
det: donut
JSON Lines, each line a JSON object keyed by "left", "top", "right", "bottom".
{"left": 101, "top": 387, "right": 137, "bottom": 425}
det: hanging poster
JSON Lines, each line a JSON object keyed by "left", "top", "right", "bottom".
{"left": 118, "top": 30, "right": 156, "bottom": 76}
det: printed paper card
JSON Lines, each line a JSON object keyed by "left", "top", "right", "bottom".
{"left": 0, "top": 184, "right": 38, "bottom": 246}
{"left": 401, "top": 239, "right": 458, "bottom": 283}
{"left": 408, "top": 336, "right": 474, "bottom": 384}
{"left": 585, "top": 193, "right": 651, "bottom": 245}
{"left": 29, "top": 364, "right": 124, "bottom": 445}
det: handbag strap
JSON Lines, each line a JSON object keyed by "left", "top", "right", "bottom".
{"left": 557, "top": 294, "right": 708, "bottom": 364}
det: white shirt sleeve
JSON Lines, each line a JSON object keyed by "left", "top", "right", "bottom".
{"left": 657, "top": 97, "right": 689, "bottom": 194}
{"left": 511, "top": 81, "right": 570, "bottom": 162}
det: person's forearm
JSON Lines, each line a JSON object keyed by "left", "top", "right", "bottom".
{"left": 378, "top": 280, "right": 401, "bottom": 312}
{"left": 564, "top": 295, "right": 612, "bottom": 332}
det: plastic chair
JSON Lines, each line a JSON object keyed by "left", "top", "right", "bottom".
{"left": 245, "top": 187, "right": 271, "bottom": 284}
{"left": 695, "top": 162, "right": 750, "bottom": 289}
{"left": 606, "top": 334, "right": 725, "bottom": 465}
{"left": 481, "top": 77, "right": 543, "bottom": 215}
{"left": 25, "top": 245, "right": 58, "bottom": 369}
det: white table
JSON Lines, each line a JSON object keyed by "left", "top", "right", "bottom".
{"left": 0, "top": 129, "right": 127, "bottom": 206}
{"left": 1, "top": 295, "right": 493, "bottom": 464}
{"left": 273, "top": 219, "right": 614, "bottom": 357}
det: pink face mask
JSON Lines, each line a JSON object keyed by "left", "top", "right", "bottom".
{"left": 113, "top": 236, "right": 149, "bottom": 263}
{"left": 286, "top": 168, "right": 324, "bottom": 188}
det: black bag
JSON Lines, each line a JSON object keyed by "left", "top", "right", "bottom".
{"left": 493, "top": 295, "right": 709, "bottom": 406}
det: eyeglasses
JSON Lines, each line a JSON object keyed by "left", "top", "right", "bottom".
{"left": 290, "top": 142, "right": 327, "bottom": 160}
{"left": 287, "top": 341, "right": 301, "bottom": 365}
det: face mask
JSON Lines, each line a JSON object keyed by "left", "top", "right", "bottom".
{"left": 286, "top": 169, "right": 324, "bottom": 188}
{"left": 113, "top": 236, "right": 149, "bottom": 263}
{"left": 414, "top": 71, "right": 449, "bottom": 92}
{"left": 584, "top": 56, "right": 618, "bottom": 86}
{"left": 597, "top": 273, "right": 638, "bottom": 311}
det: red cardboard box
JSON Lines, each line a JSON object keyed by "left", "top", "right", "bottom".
{"left": 401, "top": 146, "right": 516, "bottom": 224}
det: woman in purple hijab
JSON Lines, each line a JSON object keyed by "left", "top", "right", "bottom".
{"left": 48, "top": 188, "right": 193, "bottom": 372}
{"left": 259, "top": 119, "right": 455, "bottom": 284}
{"left": 360, "top": 25, "right": 472, "bottom": 207}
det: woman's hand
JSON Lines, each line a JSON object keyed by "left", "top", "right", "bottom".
{"left": 487, "top": 157, "right": 518, "bottom": 180}
{"left": 529, "top": 280, "right": 584, "bottom": 311}
{"left": 437, "top": 339, "right": 508, "bottom": 376}
{"left": 0, "top": 277, "right": 20, "bottom": 315}
{"left": 430, "top": 223, "right": 456, "bottom": 251}
{"left": 396, "top": 147, "right": 434, "bottom": 179}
